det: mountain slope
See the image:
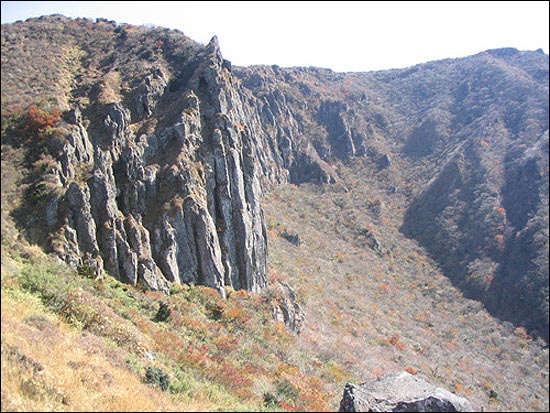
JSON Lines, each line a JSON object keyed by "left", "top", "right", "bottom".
{"left": 1, "top": 15, "right": 549, "bottom": 412}
{"left": 234, "top": 49, "right": 549, "bottom": 341}
{"left": 2, "top": 15, "right": 271, "bottom": 294}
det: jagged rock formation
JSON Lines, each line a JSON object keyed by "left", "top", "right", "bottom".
{"left": 271, "top": 281, "right": 305, "bottom": 335}
{"left": 339, "top": 372, "right": 474, "bottom": 412}
{"left": 2, "top": 18, "right": 271, "bottom": 295}
{"left": 1, "top": 16, "right": 548, "bottom": 340}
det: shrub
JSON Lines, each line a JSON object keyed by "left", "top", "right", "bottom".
{"left": 19, "top": 264, "right": 73, "bottom": 313}
{"left": 275, "top": 379, "right": 300, "bottom": 402}
{"left": 4, "top": 104, "right": 62, "bottom": 145}
{"left": 153, "top": 302, "right": 171, "bottom": 322}
{"left": 263, "top": 392, "right": 279, "bottom": 407}
{"left": 145, "top": 366, "right": 170, "bottom": 391}
{"left": 24, "top": 105, "right": 62, "bottom": 139}
{"left": 77, "top": 264, "right": 96, "bottom": 279}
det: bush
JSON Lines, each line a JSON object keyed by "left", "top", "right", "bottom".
{"left": 3, "top": 104, "right": 62, "bottom": 146}
{"left": 145, "top": 366, "right": 170, "bottom": 391}
{"left": 275, "top": 379, "right": 299, "bottom": 402}
{"left": 19, "top": 264, "right": 74, "bottom": 313}
{"left": 153, "top": 302, "right": 171, "bottom": 322}
{"left": 77, "top": 264, "right": 96, "bottom": 279}
{"left": 263, "top": 392, "right": 279, "bottom": 407}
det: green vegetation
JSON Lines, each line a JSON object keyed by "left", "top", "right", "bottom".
{"left": 145, "top": 366, "right": 170, "bottom": 391}
{"left": 154, "top": 302, "right": 171, "bottom": 322}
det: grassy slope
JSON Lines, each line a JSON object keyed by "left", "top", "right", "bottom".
{"left": 0, "top": 235, "right": 343, "bottom": 412}
{"left": 0, "top": 142, "right": 344, "bottom": 412}
{"left": 1, "top": 264, "right": 212, "bottom": 412}
{"left": 3, "top": 221, "right": 362, "bottom": 412}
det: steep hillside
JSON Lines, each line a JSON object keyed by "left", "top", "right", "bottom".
{"left": 235, "top": 50, "right": 549, "bottom": 341}
{"left": 261, "top": 164, "right": 548, "bottom": 412}
{"left": 1, "top": 218, "right": 341, "bottom": 412}
{"left": 1, "top": 15, "right": 549, "bottom": 412}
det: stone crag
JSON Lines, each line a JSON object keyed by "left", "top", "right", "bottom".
{"left": 7, "top": 27, "right": 274, "bottom": 295}
{"left": 339, "top": 372, "right": 474, "bottom": 412}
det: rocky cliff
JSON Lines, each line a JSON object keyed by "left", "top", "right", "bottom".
{"left": 2, "top": 17, "right": 274, "bottom": 295}
{"left": 1, "top": 16, "right": 548, "bottom": 340}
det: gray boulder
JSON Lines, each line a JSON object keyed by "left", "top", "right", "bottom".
{"left": 339, "top": 372, "right": 473, "bottom": 412}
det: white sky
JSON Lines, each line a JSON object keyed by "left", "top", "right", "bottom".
{"left": 1, "top": 1, "right": 549, "bottom": 72}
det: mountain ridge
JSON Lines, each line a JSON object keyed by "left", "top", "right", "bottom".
{"left": 2, "top": 12, "right": 548, "bottom": 340}
{"left": 1, "top": 15, "right": 549, "bottom": 412}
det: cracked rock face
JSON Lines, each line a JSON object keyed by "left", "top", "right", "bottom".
{"left": 271, "top": 281, "right": 305, "bottom": 335}
{"left": 38, "top": 37, "right": 270, "bottom": 295}
{"left": 339, "top": 372, "right": 474, "bottom": 412}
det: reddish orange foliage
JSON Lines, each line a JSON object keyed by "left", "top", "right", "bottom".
{"left": 388, "top": 334, "right": 400, "bottom": 346}
{"left": 515, "top": 327, "right": 532, "bottom": 341}
{"left": 278, "top": 401, "right": 297, "bottom": 411}
{"left": 371, "top": 367, "right": 385, "bottom": 378}
{"left": 145, "top": 291, "right": 164, "bottom": 300}
{"left": 22, "top": 104, "right": 62, "bottom": 139}
{"left": 388, "top": 334, "right": 407, "bottom": 350}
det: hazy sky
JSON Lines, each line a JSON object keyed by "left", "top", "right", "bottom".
{"left": 1, "top": 1, "right": 549, "bottom": 72}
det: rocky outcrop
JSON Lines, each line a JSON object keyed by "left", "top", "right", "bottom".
{"left": 339, "top": 372, "right": 474, "bottom": 412}
{"left": 317, "top": 100, "right": 356, "bottom": 159}
{"left": 31, "top": 36, "right": 272, "bottom": 295}
{"left": 132, "top": 67, "right": 168, "bottom": 121}
{"left": 234, "top": 65, "right": 340, "bottom": 185}
{"left": 271, "top": 282, "right": 305, "bottom": 335}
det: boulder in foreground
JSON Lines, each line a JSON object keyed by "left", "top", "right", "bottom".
{"left": 339, "top": 371, "right": 473, "bottom": 412}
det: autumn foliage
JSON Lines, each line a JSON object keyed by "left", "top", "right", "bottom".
{"left": 2, "top": 104, "right": 62, "bottom": 145}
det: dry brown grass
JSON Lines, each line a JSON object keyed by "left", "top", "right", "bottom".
{"left": 0, "top": 231, "right": 340, "bottom": 412}
{"left": 97, "top": 71, "right": 122, "bottom": 104}
{"left": 1, "top": 270, "right": 214, "bottom": 412}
